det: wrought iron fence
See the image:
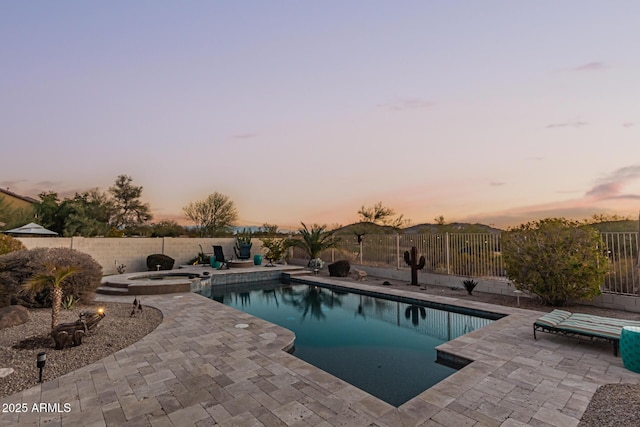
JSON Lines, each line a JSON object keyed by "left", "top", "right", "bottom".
{"left": 292, "top": 231, "right": 639, "bottom": 296}
{"left": 600, "top": 232, "right": 639, "bottom": 295}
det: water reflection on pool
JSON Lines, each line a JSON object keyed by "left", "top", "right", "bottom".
{"left": 200, "top": 282, "right": 495, "bottom": 406}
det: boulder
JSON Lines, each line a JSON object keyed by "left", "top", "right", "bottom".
{"left": 328, "top": 260, "right": 351, "bottom": 277}
{"left": 146, "top": 254, "right": 175, "bottom": 271}
{"left": 0, "top": 305, "right": 30, "bottom": 329}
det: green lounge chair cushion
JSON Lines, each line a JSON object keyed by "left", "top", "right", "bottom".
{"left": 535, "top": 309, "right": 573, "bottom": 328}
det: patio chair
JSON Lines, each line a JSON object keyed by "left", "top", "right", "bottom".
{"left": 212, "top": 246, "right": 229, "bottom": 269}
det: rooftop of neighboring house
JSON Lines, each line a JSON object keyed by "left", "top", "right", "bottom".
{"left": 0, "top": 187, "right": 39, "bottom": 205}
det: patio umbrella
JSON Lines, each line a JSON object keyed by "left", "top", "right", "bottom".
{"left": 3, "top": 222, "right": 58, "bottom": 236}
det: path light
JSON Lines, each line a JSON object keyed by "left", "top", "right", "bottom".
{"left": 37, "top": 352, "right": 46, "bottom": 383}
{"left": 156, "top": 264, "right": 161, "bottom": 271}
{"left": 514, "top": 290, "right": 523, "bottom": 306}
{"left": 97, "top": 307, "right": 105, "bottom": 315}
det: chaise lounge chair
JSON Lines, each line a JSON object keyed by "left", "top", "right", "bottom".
{"left": 533, "top": 309, "right": 640, "bottom": 356}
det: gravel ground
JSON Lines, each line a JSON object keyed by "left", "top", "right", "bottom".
{"left": 579, "top": 383, "right": 640, "bottom": 427}
{"left": 0, "top": 301, "right": 162, "bottom": 399}
{"left": 2, "top": 278, "right": 638, "bottom": 424}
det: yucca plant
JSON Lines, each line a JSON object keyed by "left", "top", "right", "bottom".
{"left": 22, "top": 264, "right": 80, "bottom": 329}
{"left": 287, "top": 223, "right": 341, "bottom": 265}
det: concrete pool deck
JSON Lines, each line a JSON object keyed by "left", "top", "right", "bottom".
{"left": 2, "top": 275, "right": 639, "bottom": 426}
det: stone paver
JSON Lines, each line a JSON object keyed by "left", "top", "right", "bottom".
{"left": 2, "top": 275, "right": 640, "bottom": 426}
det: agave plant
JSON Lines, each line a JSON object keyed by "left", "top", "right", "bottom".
{"left": 287, "top": 223, "right": 341, "bottom": 265}
{"left": 462, "top": 279, "right": 478, "bottom": 295}
{"left": 61, "top": 295, "right": 76, "bottom": 310}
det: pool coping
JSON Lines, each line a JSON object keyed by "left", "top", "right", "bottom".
{"left": 3, "top": 273, "right": 639, "bottom": 425}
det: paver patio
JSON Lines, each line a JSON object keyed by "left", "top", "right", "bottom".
{"left": 2, "top": 276, "right": 639, "bottom": 426}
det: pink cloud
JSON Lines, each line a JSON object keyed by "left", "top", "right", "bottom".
{"left": 586, "top": 165, "right": 640, "bottom": 200}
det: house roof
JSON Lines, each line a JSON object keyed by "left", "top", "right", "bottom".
{"left": 0, "top": 188, "right": 38, "bottom": 204}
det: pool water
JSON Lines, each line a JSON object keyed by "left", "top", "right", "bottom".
{"left": 201, "top": 282, "right": 495, "bottom": 406}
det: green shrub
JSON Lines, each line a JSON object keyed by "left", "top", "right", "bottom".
{"left": 502, "top": 218, "right": 608, "bottom": 306}
{"left": 0, "top": 247, "right": 103, "bottom": 308}
{"left": 146, "top": 254, "right": 175, "bottom": 271}
{"left": 0, "top": 234, "right": 26, "bottom": 256}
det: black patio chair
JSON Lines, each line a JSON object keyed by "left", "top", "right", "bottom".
{"left": 212, "top": 246, "right": 229, "bottom": 269}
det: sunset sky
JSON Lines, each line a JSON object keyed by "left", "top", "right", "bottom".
{"left": 2, "top": 2, "right": 639, "bottom": 230}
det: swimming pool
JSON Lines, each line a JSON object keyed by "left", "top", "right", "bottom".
{"left": 200, "top": 281, "right": 497, "bottom": 406}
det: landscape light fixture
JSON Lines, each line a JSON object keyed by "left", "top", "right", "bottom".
{"left": 37, "top": 352, "right": 46, "bottom": 383}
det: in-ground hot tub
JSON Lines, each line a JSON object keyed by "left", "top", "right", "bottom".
{"left": 99, "top": 270, "right": 211, "bottom": 295}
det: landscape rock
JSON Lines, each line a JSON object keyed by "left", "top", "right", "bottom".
{"left": 0, "top": 305, "right": 30, "bottom": 329}
{"left": 0, "top": 368, "right": 14, "bottom": 378}
{"left": 328, "top": 260, "right": 351, "bottom": 277}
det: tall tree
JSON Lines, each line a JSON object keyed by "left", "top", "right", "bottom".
{"left": 34, "top": 192, "right": 64, "bottom": 232}
{"left": 63, "top": 189, "right": 116, "bottom": 236}
{"left": 183, "top": 192, "right": 238, "bottom": 237}
{"left": 357, "top": 202, "right": 406, "bottom": 229}
{"left": 109, "top": 175, "right": 152, "bottom": 229}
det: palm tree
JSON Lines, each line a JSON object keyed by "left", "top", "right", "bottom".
{"left": 287, "top": 223, "right": 341, "bottom": 265}
{"left": 22, "top": 264, "right": 79, "bottom": 329}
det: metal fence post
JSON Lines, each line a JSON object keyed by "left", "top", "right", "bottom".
{"left": 396, "top": 233, "right": 400, "bottom": 269}
{"left": 445, "top": 232, "right": 450, "bottom": 275}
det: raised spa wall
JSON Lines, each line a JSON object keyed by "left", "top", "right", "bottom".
{"left": 98, "top": 265, "right": 306, "bottom": 296}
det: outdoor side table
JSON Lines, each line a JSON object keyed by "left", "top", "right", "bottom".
{"left": 620, "top": 326, "right": 640, "bottom": 373}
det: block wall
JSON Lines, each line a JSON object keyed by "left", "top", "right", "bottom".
{"left": 290, "top": 258, "right": 640, "bottom": 314}
{"left": 16, "top": 237, "right": 265, "bottom": 275}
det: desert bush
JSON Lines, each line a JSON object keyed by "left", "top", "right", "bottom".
{"left": 0, "top": 247, "right": 102, "bottom": 308}
{"left": 0, "top": 234, "right": 26, "bottom": 256}
{"left": 146, "top": 254, "right": 175, "bottom": 271}
{"left": 502, "top": 218, "right": 608, "bottom": 306}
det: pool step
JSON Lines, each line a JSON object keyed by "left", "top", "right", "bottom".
{"left": 102, "top": 281, "right": 129, "bottom": 289}
{"left": 96, "top": 286, "right": 129, "bottom": 295}
{"left": 281, "top": 269, "right": 313, "bottom": 284}
{"left": 97, "top": 282, "right": 191, "bottom": 296}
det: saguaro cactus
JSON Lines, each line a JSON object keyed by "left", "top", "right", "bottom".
{"left": 404, "top": 246, "right": 426, "bottom": 286}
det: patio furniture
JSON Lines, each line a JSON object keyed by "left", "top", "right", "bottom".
{"left": 212, "top": 246, "right": 229, "bottom": 269}
{"left": 620, "top": 326, "right": 640, "bottom": 373}
{"left": 234, "top": 243, "right": 252, "bottom": 260}
{"left": 533, "top": 309, "right": 640, "bottom": 356}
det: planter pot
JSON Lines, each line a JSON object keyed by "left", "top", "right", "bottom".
{"left": 254, "top": 255, "right": 263, "bottom": 266}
